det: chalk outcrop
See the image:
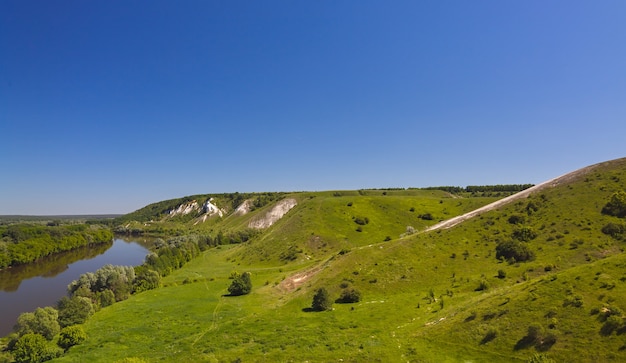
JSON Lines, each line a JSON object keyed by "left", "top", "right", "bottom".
{"left": 248, "top": 198, "right": 297, "bottom": 229}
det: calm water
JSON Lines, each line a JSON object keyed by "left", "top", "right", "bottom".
{"left": 0, "top": 237, "right": 151, "bottom": 336}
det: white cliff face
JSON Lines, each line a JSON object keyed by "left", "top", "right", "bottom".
{"left": 248, "top": 198, "right": 297, "bottom": 229}
{"left": 168, "top": 201, "right": 200, "bottom": 216}
{"left": 203, "top": 198, "right": 224, "bottom": 217}
{"left": 233, "top": 199, "right": 253, "bottom": 216}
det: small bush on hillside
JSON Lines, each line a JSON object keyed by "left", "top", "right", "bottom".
{"left": 476, "top": 279, "right": 489, "bottom": 291}
{"left": 12, "top": 333, "right": 62, "bottom": 363}
{"left": 419, "top": 213, "right": 433, "bottom": 220}
{"left": 353, "top": 216, "right": 369, "bottom": 225}
{"left": 227, "top": 272, "right": 252, "bottom": 296}
{"left": 508, "top": 215, "right": 526, "bottom": 225}
{"left": 496, "top": 240, "right": 535, "bottom": 262}
{"left": 512, "top": 226, "right": 537, "bottom": 242}
{"left": 497, "top": 269, "right": 507, "bottom": 279}
{"left": 602, "top": 191, "right": 626, "bottom": 218}
{"left": 57, "top": 325, "right": 87, "bottom": 350}
{"left": 311, "top": 288, "right": 333, "bottom": 311}
{"left": 336, "top": 288, "right": 361, "bottom": 303}
{"left": 601, "top": 222, "right": 625, "bottom": 240}
{"left": 527, "top": 353, "right": 556, "bottom": 363}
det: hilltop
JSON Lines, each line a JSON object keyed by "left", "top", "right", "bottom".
{"left": 5, "top": 157, "right": 625, "bottom": 362}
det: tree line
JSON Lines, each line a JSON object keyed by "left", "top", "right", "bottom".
{"left": 420, "top": 184, "right": 534, "bottom": 194}
{"left": 0, "top": 224, "right": 114, "bottom": 269}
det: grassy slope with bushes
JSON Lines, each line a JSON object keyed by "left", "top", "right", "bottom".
{"left": 42, "top": 158, "right": 626, "bottom": 362}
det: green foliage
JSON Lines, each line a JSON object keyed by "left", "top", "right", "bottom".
{"left": 68, "top": 264, "right": 136, "bottom": 302}
{"left": 15, "top": 307, "right": 60, "bottom": 340}
{"left": 602, "top": 191, "right": 626, "bottom": 218}
{"left": 353, "top": 216, "right": 369, "bottom": 225}
{"left": 336, "top": 288, "right": 361, "bottom": 303}
{"left": 57, "top": 325, "right": 87, "bottom": 350}
{"left": 311, "top": 287, "right": 333, "bottom": 311}
{"left": 0, "top": 224, "right": 113, "bottom": 268}
{"left": 57, "top": 296, "right": 94, "bottom": 328}
{"left": 133, "top": 266, "right": 162, "bottom": 292}
{"left": 227, "top": 272, "right": 252, "bottom": 296}
{"left": 495, "top": 240, "right": 535, "bottom": 262}
{"left": 601, "top": 222, "right": 625, "bottom": 240}
{"left": 12, "top": 333, "right": 50, "bottom": 363}
{"left": 512, "top": 226, "right": 537, "bottom": 242}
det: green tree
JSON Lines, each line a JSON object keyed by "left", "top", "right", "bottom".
{"left": 57, "top": 325, "right": 87, "bottom": 350}
{"left": 15, "top": 307, "right": 60, "bottom": 340}
{"left": 336, "top": 288, "right": 361, "bottom": 303}
{"left": 12, "top": 333, "right": 60, "bottom": 363}
{"left": 228, "top": 272, "right": 252, "bottom": 296}
{"left": 57, "top": 296, "right": 94, "bottom": 328}
{"left": 602, "top": 191, "right": 626, "bottom": 218}
{"left": 311, "top": 287, "right": 333, "bottom": 311}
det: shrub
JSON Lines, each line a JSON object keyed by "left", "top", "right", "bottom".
{"left": 311, "top": 288, "right": 333, "bottom": 311}
{"left": 57, "top": 325, "right": 87, "bottom": 350}
{"left": 497, "top": 269, "right": 507, "bottom": 279}
{"left": 419, "top": 213, "right": 433, "bottom": 220}
{"left": 508, "top": 215, "right": 526, "bottom": 225}
{"left": 12, "top": 333, "right": 61, "bottom": 363}
{"left": 476, "top": 279, "right": 489, "bottom": 291}
{"left": 512, "top": 226, "right": 537, "bottom": 242}
{"left": 228, "top": 272, "right": 252, "bottom": 296}
{"left": 601, "top": 222, "right": 625, "bottom": 239}
{"left": 353, "top": 217, "right": 369, "bottom": 226}
{"left": 336, "top": 288, "right": 361, "bottom": 303}
{"left": 602, "top": 191, "right": 626, "bottom": 218}
{"left": 15, "top": 307, "right": 60, "bottom": 340}
{"left": 496, "top": 240, "right": 535, "bottom": 262}
{"left": 57, "top": 296, "right": 94, "bottom": 328}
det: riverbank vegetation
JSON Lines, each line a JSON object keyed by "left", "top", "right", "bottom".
{"left": 0, "top": 224, "right": 113, "bottom": 269}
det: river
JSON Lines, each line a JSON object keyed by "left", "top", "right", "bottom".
{"left": 0, "top": 237, "right": 152, "bottom": 337}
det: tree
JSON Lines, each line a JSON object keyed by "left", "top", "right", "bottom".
{"left": 311, "top": 287, "right": 333, "bottom": 311}
{"left": 12, "top": 333, "right": 60, "bottom": 363}
{"left": 57, "top": 325, "right": 87, "bottom": 350}
{"left": 228, "top": 272, "right": 252, "bottom": 296}
{"left": 602, "top": 191, "right": 626, "bottom": 218}
{"left": 336, "top": 288, "right": 361, "bottom": 303}
{"left": 57, "top": 296, "right": 94, "bottom": 328}
{"left": 15, "top": 307, "right": 60, "bottom": 340}
{"left": 496, "top": 240, "right": 535, "bottom": 262}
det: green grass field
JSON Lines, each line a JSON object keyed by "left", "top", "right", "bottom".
{"left": 48, "top": 158, "right": 626, "bottom": 362}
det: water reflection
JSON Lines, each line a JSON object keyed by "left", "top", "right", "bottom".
{"left": 0, "top": 242, "right": 112, "bottom": 292}
{"left": 0, "top": 238, "right": 150, "bottom": 337}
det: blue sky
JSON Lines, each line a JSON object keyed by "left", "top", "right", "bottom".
{"left": 1, "top": 1, "right": 625, "bottom": 215}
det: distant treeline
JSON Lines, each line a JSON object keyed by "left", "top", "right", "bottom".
{"left": 420, "top": 184, "right": 534, "bottom": 194}
{"left": 0, "top": 224, "right": 113, "bottom": 269}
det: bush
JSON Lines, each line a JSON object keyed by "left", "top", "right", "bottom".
{"left": 311, "top": 288, "right": 333, "bottom": 311}
{"left": 15, "top": 307, "right": 60, "bottom": 340}
{"left": 57, "top": 296, "right": 94, "bottom": 328}
{"left": 496, "top": 240, "right": 535, "bottom": 262}
{"left": 512, "top": 226, "right": 537, "bottom": 242}
{"left": 508, "top": 215, "right": 525, "bottom": 225}
{"left": 57, "top": 325, "right": 87, "bottom": 350}
{"left": 12, "top": 333, "right": 61, "bottom": 363}
{"left": 497, "top": 269, "right": 507, "bottom": 279}
{"left": 353, "top": 217, "right": 369, "bottom": 226}
{"left": 336, "top": 288, "right": 361, "bottom": 303}
{"left": 602, "top": 191, "right": 626, "bottom": 218}
{"left": 601, "top": 222, "right": 625, "bottom": 240}
{"left": 227, "top": 272, "right": 252, "bottom": 296}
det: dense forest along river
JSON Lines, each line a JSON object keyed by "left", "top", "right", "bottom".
{"left": 0, "top": 237, "right": 152, "bottom": 336}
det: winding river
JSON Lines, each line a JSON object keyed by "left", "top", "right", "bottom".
{"left": 0, "top": 237, "right": 152, "bottom": 336}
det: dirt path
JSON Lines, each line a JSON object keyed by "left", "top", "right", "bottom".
{"left": 423, "top": 161, "right": 605, "bottom": 233}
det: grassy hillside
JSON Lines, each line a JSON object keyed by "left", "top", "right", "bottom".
{"left": 49, "top": 158, "right": 626, "bottom": 362}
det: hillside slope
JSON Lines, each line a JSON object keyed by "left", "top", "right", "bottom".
{"left": 53, "top": 158, "right": 626, "bottom": 363}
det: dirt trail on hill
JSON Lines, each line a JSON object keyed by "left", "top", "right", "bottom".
{"left": 423, "top": 161, "right": 606, "bottom": 233}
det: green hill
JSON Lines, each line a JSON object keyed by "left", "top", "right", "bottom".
{"left": 25, "top": 158, "right": 626, "bottom": 362}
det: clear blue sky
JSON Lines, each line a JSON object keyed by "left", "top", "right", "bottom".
{"left": 1, "top": 1, "right": 625, "bottom": 215}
